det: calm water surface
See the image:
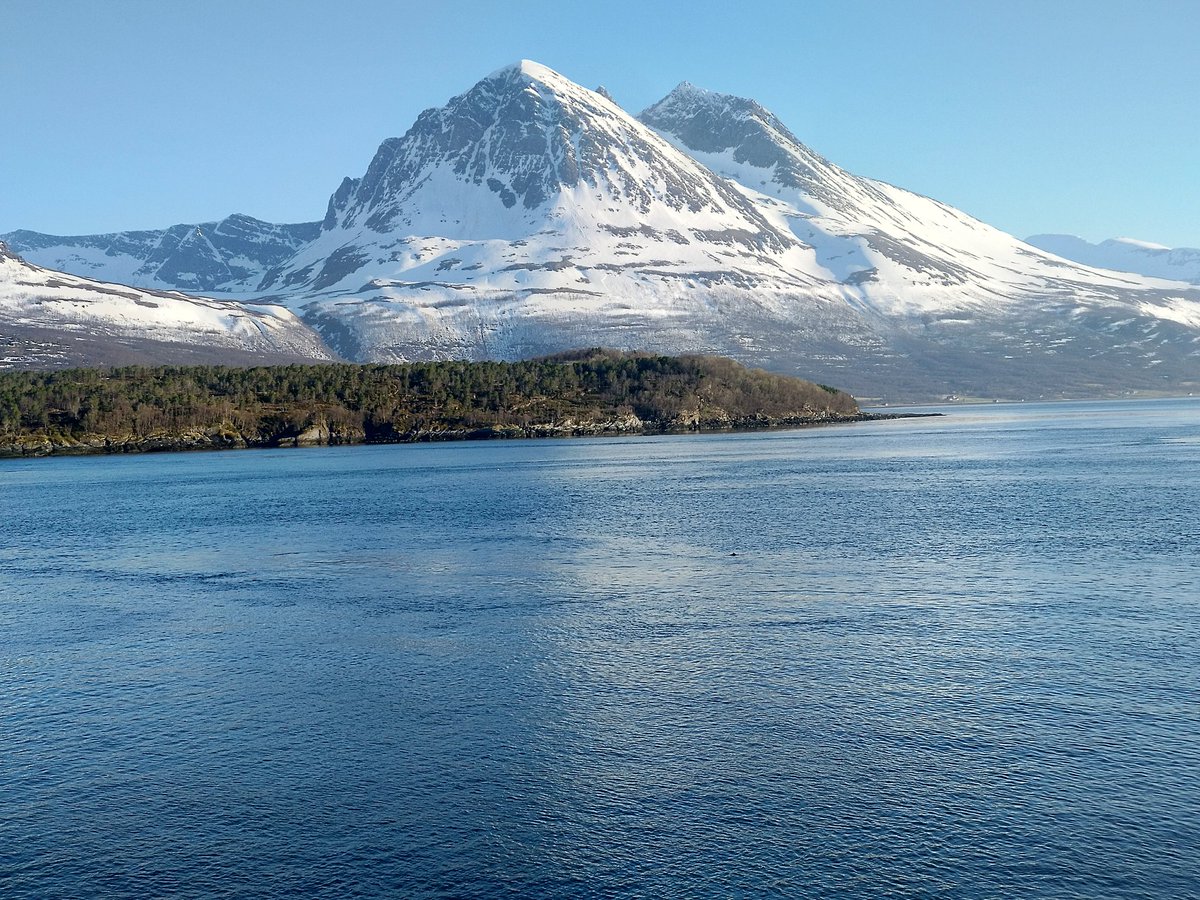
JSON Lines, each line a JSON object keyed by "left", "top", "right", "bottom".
{"left": 2, "top": 399, "right": 1198, "bottom": 898}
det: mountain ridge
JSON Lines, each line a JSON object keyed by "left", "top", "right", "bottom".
{"left": 4, "top": 214, "right": 320, "bottom": 294}
{"left": 1025, "top": 234, "right": 1200, "bottom": 285}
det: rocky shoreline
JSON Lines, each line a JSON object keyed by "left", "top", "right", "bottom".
{"left": 0, "top": 411, "right": 929, "bottom": 459}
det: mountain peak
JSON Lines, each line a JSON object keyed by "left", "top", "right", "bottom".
{"left": 483, "top": 59, "right": 571, "bottom": 89}
{"left": 642, "top": 82, "right": 783, "bottom": 140}
{"left": 318, "top": 60, "right": 786, "bottom": 237}
{"left": 660, "top": 80, "right": 706, "bottom": 101}
{"left": 640, "top": 83, "right": 844, "bottom": 202}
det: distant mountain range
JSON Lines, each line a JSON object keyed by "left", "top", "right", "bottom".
{"left": 3, "top": 215, "right": 320, "bottom": 295}
{"left": 1025, "top": 234, "right": 1200, "bottom": 285}
{"left": 5, "top": 60, "right": 1198, "bottom": 400}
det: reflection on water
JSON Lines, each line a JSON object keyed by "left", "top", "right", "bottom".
{"left": 1, "top": 399, "right": 1198, "bottom": 898}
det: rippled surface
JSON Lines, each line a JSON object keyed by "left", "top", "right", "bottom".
{"left": 2, "top": 399, "right": 1199, "bottom": 898}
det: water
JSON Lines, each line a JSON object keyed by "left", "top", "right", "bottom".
{"left": 2, "top": 399, "right": 1198, "bottom": 898}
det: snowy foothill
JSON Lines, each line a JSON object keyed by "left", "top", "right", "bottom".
{"left": 0, "top": 241, "right": 333, "bottom": 367}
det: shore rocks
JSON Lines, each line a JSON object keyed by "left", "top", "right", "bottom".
{"left": 0, "top": 411, "right": 907, "bottom": 458}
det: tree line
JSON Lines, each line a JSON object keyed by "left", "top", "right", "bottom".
{"left": 0, "top": 350, "right": 859, "bottom": 454}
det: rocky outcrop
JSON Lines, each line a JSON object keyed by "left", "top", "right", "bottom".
{"left": 0, "top": 427, "right": 245, "bottom": 457}
{"left": 0, "top": 420, "right": 374, "bottom": 457}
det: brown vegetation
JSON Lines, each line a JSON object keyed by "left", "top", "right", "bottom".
{"left": 0, "top": 349, "right": 860, "bottom": 456}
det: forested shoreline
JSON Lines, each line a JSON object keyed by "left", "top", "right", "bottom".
{"left": 0, "top": 350, "right": 865, "bottom": 457}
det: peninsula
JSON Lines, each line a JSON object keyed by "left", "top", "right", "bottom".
{"left": 0, "top": 350, "right": 870, "bottom": 457}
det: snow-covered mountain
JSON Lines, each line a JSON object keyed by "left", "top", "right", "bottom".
{"left": 0, "top": 242, "right": 333, "bottom": 369}
{"left": 640, "top": 83, "right": 1162, "bottom": 312}
{"left": 280, "top": 62, "right": 1200, "bottom": 398}
{"left": 1025, "top": 234, "right": 1200, "bottom": 285}
{"left": 641, "top": 83, "right": 1200, "bottom": 315}
{"left": 5, "top": 61, "right": 1199, "bottom": 399}
{"left": 3, "top": 214, "right": 320, "bottom": 294}
{"left": 636, "top": 82, "right": 1200, "bottom": 396}
{"left": 256, "top": 60, "right": 883, "bottom": 375}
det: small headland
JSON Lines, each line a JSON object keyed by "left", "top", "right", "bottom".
{"left": 0, "top": 349, "right": 929, "bottom": 458}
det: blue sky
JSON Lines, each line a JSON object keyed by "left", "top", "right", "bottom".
{"left": 4, "top": 0, "right": 1198, "bottom": 246}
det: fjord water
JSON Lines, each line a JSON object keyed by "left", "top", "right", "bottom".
{"left": 2, "top": 400, "right": 1198, "bottom": 898}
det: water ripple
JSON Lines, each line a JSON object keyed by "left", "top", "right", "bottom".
{"left": 2, "top": 400, "right": 1198, "bottom": 897}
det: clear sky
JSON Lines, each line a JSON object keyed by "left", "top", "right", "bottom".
{"left": 4, "top": 0, "right": 1198, "bottom": 246}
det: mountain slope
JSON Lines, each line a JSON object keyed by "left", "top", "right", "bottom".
{"left": 1025, "top": 234, "right": 1200, "bottom": 285}
{"left": 0, "top": 242, "right": 334, "bottom": 369}
{"left": 639, "top": 82, "right": 1194, "bottom": 311}
{"left": 637, "top": 82, "right": 1200, "bottom": 397}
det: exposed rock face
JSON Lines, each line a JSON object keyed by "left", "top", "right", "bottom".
{"left": 0, "top": 427, "right": 247, "bottom": 457}
{"left": 641, "top": 83, "right": 848, "bottom": 203}
{"left": 295, "top": 422, "right": 331, "bottom": 446}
